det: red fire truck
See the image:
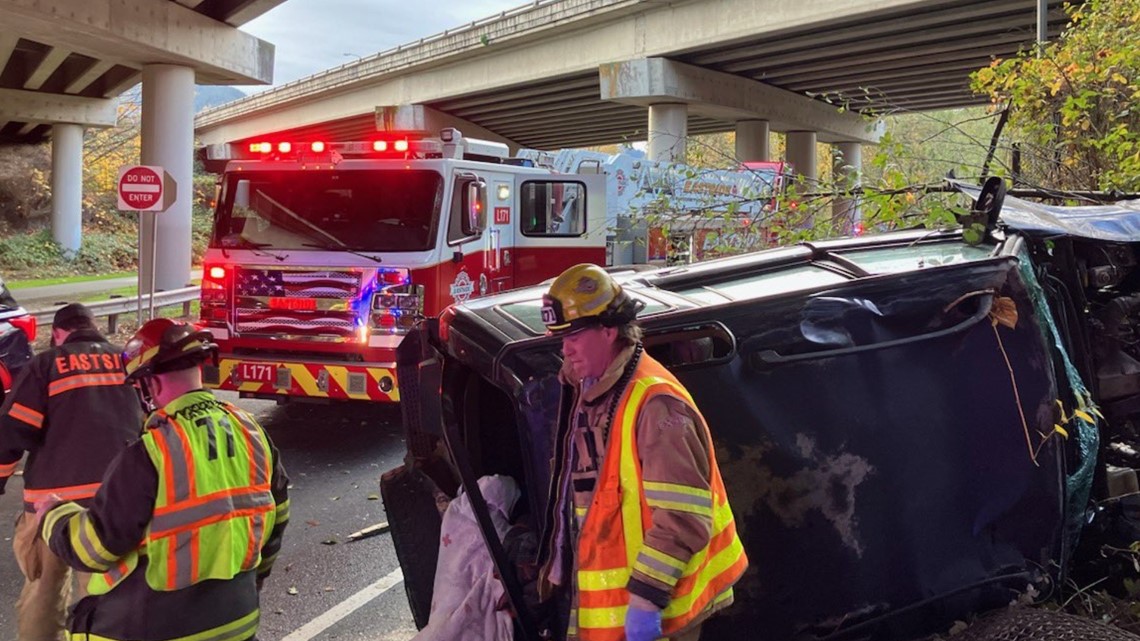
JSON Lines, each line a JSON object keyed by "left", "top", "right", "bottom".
{"left": 198, "top": 127, "right": 785, "bottom": 403}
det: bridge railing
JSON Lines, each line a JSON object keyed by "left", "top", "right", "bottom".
{"left": 30, "top": 286, "right": 201, "bottom": 334}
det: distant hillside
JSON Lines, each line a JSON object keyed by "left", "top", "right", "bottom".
{"left": 115, "top": 85, "right": 246, "bottom": 114}
{"left": 195, "top": 86, "right": 246, "bottom": 113}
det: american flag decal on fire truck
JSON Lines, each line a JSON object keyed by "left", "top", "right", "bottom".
{"left": 236, "top": 269, "right": 359, "bottom": 297}
{"left": 234, "top": 267, "right": 363, "bottom": 338}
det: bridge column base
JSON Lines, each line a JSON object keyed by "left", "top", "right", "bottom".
{"left": 51, "top": 123, "right": 83, "bottom": 260}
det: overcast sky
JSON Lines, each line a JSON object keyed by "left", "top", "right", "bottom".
{"left": 239, "top": 0, "right": 526, "bottom": 90}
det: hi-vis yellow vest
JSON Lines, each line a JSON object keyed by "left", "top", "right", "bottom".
{"left": 91, "top": 393, "right": 276, "bottom": 594}
{"left": 575, "top": 355, "right": 747, "bottom": 641}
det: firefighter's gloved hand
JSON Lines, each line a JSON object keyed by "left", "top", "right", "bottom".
{"left": 625, "top": 600, "right": 663, "bottom": 641}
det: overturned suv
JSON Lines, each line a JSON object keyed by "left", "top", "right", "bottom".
{"left": 382, "top": 184, "right": 1140, "bottom": 641}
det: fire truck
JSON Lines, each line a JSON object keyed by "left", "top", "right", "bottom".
{"left": 197, "top": 126, "right": 786, "bottom": 403}
{"left": 518, "top": 148, "right": 787, "bottom": 266}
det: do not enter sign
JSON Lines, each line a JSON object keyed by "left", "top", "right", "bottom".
{"left": 117, "top": 165, "right": 167, "bottom": 211}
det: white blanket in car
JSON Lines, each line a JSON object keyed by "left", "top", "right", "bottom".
{"left": 412, "top": 474, "right": 520, "bottom": 641}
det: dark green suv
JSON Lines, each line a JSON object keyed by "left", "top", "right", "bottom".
{"left": 383, "top": 188, "right": 1140, "bottom": 641}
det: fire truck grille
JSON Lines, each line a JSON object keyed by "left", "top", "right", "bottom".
{"left": 233, "top": 267, "right": 363, "bottom": 339}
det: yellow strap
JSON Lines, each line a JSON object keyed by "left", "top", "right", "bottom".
{"left": 643, "top": 480, "right": 712, "bottom": 500}
{"left": 640, "top": 546, "right": 686, "bottom": 571}
{"left": 67, "top": 609, "right": 260, "bottom": 641}
{"left": 42, "top": 502, "right": 83, "bottom": 542}
{"left": 617, "top": 376, "right": 671, "bottom": 566}
{"left": 578, "top": 567, "right": 630, "bottom": 591}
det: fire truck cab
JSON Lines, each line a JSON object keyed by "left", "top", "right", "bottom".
{"left": 199, "top": 129, "right": 606, "bottom": 403}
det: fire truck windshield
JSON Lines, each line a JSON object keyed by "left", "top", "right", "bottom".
{"left": 211, "top": 169, "right": 444, "bottom": 252}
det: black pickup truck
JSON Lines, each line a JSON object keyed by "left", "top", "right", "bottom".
{"left": 382, "top": 186, "right": 1140, "bottom": 641}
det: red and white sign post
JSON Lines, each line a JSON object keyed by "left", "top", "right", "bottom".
{"left": 117, "top": 165, "right": 172, "bottom": 323}
{"left": 117, "top": 166, "right": 164, "bottom": 211}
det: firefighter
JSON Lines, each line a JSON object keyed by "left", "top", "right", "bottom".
{"left": 536, "top": 264, "right": 747, "bottom": 641}
{"left": 36, "top": 318, "right": 289, "bottom": 641}
{"left": 0, "top": 303, "right": 143, "bottom": 641}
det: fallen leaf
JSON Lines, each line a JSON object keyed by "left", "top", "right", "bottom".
{"left": 330, "top": 496, "right": 340, "bottom": 501}
{"left": 287, "top": 586, "right": 298, "bottom": 595}
{"left": 321, "top": 538, "right": 338, "bottom": 545}
{"left": 324, "top": 586, "right": 334, "bottom": 592}
{"left": 305, "top": 520, "right": 320, "bottom": 527}
{"left": 989, "top": 296, "right": 1018, "bottom": 329}
{"left": 367, "top": 494, "right": 380, "bottom": 501}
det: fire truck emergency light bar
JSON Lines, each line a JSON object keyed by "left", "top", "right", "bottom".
{"left": 203, "top": 129, "right": 510, "bottom": 163}
{"left": 240, "top": 138, "right": 444, "bottom": 158}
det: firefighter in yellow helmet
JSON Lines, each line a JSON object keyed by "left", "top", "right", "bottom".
{"left": 536, "top": 264, "right": 747, "bottom": 641}
{"left": 36, "top": 319, "right": 289, "bottom": 641}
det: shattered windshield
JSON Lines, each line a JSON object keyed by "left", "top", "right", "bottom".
{"left": 211, "top": 170, "right": 444, "bottom": 252}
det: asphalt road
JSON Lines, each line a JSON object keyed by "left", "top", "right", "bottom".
{"left": 0, "top": 392, "right": 419, "bottom": 641}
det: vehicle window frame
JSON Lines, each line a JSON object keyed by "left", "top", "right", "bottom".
{"left": 518, "top": 179, "right": 589, "bottom": 238}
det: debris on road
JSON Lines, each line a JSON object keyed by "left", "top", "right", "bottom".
{"left": 348, "top": 521, "right": 390, "bottom": 542}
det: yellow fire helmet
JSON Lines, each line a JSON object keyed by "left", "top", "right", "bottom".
{"left": 541, "top": 263, "right": 645, "bottom": 334}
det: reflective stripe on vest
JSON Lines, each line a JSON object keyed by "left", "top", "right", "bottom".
{"left": 65, "top": 608, "right": 260, "bottom": 641}
{"left": 575, "top": 355, "right": 748, "bottom": 640}
{"left": 88, "top": 398, "right": 275, "bottom": 596}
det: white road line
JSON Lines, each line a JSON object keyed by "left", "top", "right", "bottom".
{"left": 281, "top": 567, "right": 405, "bottom": 641}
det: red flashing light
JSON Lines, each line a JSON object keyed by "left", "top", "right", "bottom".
{"left": 373, "top": 140, "right": 388, "bottom": 152}
{"left": 277, "top": 142, "right": 292, "bottom": 154}
{"left": 854, "top": 222, "right": 866, "bottom": 236}
{"left": 311, "top": 141, "right": 326, "bottom": 153}
{"left": 9, "top": 314, "right": 36, "bottom": 343}
{"left": 380, "top": 270, "right": 406, "bottom": 285}
{"left": 376, "top": 313, "right": 396, "bottom": 328}
{"left": 394, "top": 139, "right": 409, "bottom": 152}
{"left": 208, "top": 266, "right": 226, "bottom": 280}
{"left": 249, "top": 142, "right": 272, "bottom": 154}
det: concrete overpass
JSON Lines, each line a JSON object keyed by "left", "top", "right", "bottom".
{"left": 0, "top": 0, "right": 282, "bottom": 289}
{"left": 196, "top": 0, "right": 1068, "bottom": 186}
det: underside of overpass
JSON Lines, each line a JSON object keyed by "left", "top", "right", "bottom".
{"left": 195, "top": 0, "right": 1071, "bottom": 151}
{"left": 0, "top": 0, "right": 282, "bottom": 144}
{"left": 0, "top": 0, "right": 281, "bottom": 290}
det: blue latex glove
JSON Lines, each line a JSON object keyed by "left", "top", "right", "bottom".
{"left": 625, "top": 604, "right": 663, "bottom": 641}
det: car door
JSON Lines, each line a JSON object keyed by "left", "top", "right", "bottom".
{"left": 511, "top": 173, "right": 606, "bottom": 288}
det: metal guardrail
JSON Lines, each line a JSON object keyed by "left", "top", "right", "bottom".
{"left": 30, "top": 286, "right": 201, "bottom": 334}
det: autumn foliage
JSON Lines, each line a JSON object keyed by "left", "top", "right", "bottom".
{"left": 972, "top": 0, "right": 1140, "bottom": 192}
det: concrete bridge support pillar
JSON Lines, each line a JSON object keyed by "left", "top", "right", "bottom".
{"left": 648, "top": 103, "right": 687, "bottom": 164}
{"left": 735, "top": 120, "right": 770, "bottom": 162}
{"left": 832, "top": 141, "right": 862, "bottom": 234}
{"left": 785, "top": 131, "right": 818, "bottom": 190}
{"left": 140, "top": 64, "right": 195, "bottom": 291}
{"left": 50, "top": 123, "right": 84, "bottom": 260}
